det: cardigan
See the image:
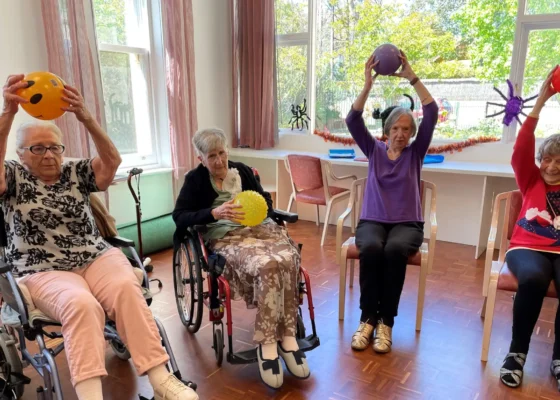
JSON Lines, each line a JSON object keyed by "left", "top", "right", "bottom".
{"left": 172, "top": 161, "right": 274, "bottom": 240}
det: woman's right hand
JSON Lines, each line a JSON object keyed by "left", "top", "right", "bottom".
{"left": 364, "top": 54, "right": 380, "bottom": 90}
{"left": 2, "top": 75, "right": 28, "bottom": 116}
{"left": 211, "top": 199, "right": 245, "bottom": 222}
{"left": 535, "top": 65, "right": 558, "bottom": 107}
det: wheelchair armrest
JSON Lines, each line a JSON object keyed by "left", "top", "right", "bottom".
{"left": 0, "top": 259, "right": 13, "bottom": 274}
{"left": 272, "top": 209, "right": 298, "bottom": 224}
{"left": 193, "top": 225, "right": 208, "bottom": 234}
{"left": 105, "top": 236, "right": 135, "bottom": 248}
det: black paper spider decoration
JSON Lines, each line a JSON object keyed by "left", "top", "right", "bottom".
{"left": 485, "top": 79, "right": 538, "bottom": 126}
{"left": 288, "top": 99, "right": 311, "bottom": 131}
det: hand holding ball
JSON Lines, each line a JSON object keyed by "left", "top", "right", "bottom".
{"left": 233, "top": 190, "right": 268, "bottom": 227}
{"left": 16, "top": 72, "right": 68, "bottom": 120}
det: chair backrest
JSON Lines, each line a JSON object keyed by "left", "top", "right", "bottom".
{"left": 90, "top": 193, "right": 119, "bottom": 238}
{"left": 285, "top": 155, "right": 324, "bottom": 192}
{"left": 494, "top": 190, "right": 523, "bottom": 261}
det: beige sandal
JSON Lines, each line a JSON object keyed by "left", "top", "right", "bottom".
{"left": 351, "top": 320, "right": 374, "bottom": 350}
{"left": 373, "top": 321, "right": 392, "bottom": 353}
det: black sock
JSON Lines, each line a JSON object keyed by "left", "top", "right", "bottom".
{"left": 378, "top": 315, "right": 394, "bottom": 328}
{"left": 360, "top": 311, "right": 377, "bottom": 324}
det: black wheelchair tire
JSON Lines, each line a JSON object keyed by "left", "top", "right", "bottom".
{"left": 296, "top": 310, "right": 306, "bottom": 339}
{"left": 0, "top": 329, "right": 24, "bottom": 399}
{"left": 213, "top": 328, "right": 224, "bottom": 367}
{"left": 109, "top": 339, "right": 131, "bottom": 361}
{"left": 173, "top": 240, "right": 204, "bottom": 333}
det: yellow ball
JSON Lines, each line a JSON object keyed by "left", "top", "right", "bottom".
{"left": 233, "top": 190, "right": 268, "bottom": 227}
{"left": 16, "top": 72, "right": 69, "bottom": 120}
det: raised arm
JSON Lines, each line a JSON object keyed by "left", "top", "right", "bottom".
{"left": 0, "top": 75, "right": 28, "bottom": 197}
{"left": 512, "top": 66, "right": 558, "bottom": 192}
{"left": 346, "top": 55, "right": 380, "bottom": 156}
{"left": 61, "top": 85, "right": 122, "bottom": 191}
{"left": 391, "top": 51, "right": 437, "bottom": 156}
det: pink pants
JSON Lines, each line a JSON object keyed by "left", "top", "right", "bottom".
{"left": 22, "top": 248, "right": 169, "bottom": 386}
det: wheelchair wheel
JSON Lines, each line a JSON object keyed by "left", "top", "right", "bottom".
{"left": 109, "top": 339, "right": 131, "bottom": 361}
{"left": 174, "top": 239, "right": 203, "bottom": 333}
{"left": 0, "top": 329, "right": 24, "bottom": 398}
{"left": 296, "top": 309, "right": 306, "bottom": 339}
{"left": 213, "top": 328, "right": 224, "bottom": 367}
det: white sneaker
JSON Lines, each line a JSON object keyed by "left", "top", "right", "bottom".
{"left": 153, "top": 375, "right": 199, "bottom": 400}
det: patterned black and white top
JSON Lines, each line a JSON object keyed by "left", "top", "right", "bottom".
{"left": 1, "top": 160, "right": 111, "bottom": 277}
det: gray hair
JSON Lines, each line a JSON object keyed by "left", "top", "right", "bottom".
{"left": 16, "top": 122, "right": 63, "bottom": 150}
{"left": 383, "top": 107, "right": 417, "bottom": 138}
{"left": 537, "top": 133, "right": 560, "bottom": 162}
{"left": 192, "top": 128, "right": 228, "bottom": 156}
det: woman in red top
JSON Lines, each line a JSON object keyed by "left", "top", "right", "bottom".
{"left": 502, "top": 66, "right": 560, "bottom": 389}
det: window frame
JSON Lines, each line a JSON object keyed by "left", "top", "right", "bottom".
{"left": 275, "top": 0, "right": 560, "bottom": 144}
{"left": 93, "top": 0, "right": 165, "bottom": 170}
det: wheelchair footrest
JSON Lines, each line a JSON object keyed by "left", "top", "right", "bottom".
{"left": 226, "top": 335, "right": 320, "bottom": 365}
{"left": 298, "top": 334, "right": 320, "bottom": 353}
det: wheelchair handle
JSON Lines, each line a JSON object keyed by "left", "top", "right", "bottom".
{"left": 0, "top": 261, "right": 13, "bottom": 275}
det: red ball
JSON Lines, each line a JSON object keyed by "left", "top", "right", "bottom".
{"left": 552, "top": 67, "right": 560, "bottom": 93}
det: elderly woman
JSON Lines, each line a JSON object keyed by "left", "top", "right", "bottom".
{"left": 173, "top": 128, "right": 310, "bottom": 389}
{"left": 0, "top": 75, "right": 197, "bottom": 400}
{"left": 345, "top": 51, "right": 438, "bottom": 353}
{"left": 500, "top": 66, "right": 560, "bottom": 389}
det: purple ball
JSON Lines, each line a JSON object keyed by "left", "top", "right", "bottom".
{"left": 373, "top": 44, "right": 402, "bottom": 76}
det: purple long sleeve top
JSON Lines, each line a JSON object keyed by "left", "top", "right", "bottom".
{"left": 345, "top": 101, "right": 438, "bottom": 223}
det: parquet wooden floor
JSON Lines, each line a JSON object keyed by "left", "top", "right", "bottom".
{"left": 20, "top": 221, "right": 560, "bottom": 399}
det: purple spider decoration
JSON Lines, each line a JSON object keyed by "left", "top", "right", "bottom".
{"left": 485, "top": 79, "right": 538, "bottom": 126}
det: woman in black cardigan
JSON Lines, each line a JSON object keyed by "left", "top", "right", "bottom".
{"left": 173, "top": 128, "right": 310, "bottom": 389}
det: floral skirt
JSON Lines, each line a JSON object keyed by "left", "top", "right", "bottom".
{"left": 209, "top": 223, "right": 301, "bottom": 344}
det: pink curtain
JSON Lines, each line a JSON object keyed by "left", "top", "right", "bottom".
{"left": 231, "top": 0, "right": 277, "bottom": 149}
{"left": 162, "top": 0, "right": 198, "bottom": 179}
{"left": 41, "top": 0, "right": 103, "bottom": 159}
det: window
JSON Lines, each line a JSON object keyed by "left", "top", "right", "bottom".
{"left": 274, "top": 0, "right": 560, "bottom": 142}
{"left": 93, "top": 0, "right": 162, "bottom": 168}
{"left": 275, "top": 0, "right": 312, "bottom": 133}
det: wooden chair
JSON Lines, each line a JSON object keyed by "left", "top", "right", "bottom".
{"left": 284, "top": 155, "right": 356, "bottom": 246}
{"left": 337, "top": 178, "right": 437, "bottom": 331}
{"left": 480, "top": 190, "right": 557, "bottom": 361}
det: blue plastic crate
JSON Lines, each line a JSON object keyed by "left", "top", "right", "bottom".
{"left": 329, "top": 149, "right": 356, "bottom": 159}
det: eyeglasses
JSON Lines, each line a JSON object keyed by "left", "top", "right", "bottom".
{"left": 21, "top": 145, "right": 66, "bottom": 155}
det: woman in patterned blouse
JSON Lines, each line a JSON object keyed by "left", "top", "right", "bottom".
{"left": 0, "top": 74, "right": 197, "bottom": 400}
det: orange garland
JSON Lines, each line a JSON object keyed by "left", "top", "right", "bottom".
{"left": 313, "top": 129, "right": 500, "bottom": 154}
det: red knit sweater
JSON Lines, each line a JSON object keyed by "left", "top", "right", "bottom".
{"left": 509, "top": 117, "right": 560, "bottom": 253}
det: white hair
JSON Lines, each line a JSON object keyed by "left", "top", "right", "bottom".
{"left": 384, "top": 107, "right": 418, "bottom": 138}
{"left": 538, "top": 133, "right": 560, "bottom": 162}
{"left": 192, "top": 128, "right": 228, "bottom": 156}
{"left": 16, "top": 122, "right": 63, "bottom": 150}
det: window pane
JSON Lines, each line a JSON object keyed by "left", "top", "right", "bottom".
{"left": 277, "top": 45, "right": 309, "bottom": 132}
{"left": 526, "top": 0, "right": 560, "bottom": 14}
{"left": 315, "top": 0, "right": 518, "bottom": 140}
{"left": 275, "top": 0, "right": 308, "bottom": 35}
{"left": 93, "top": 0, "right": 148, "bottom": 47}
{"left": 518, "top": 29, "right": 560, "bottom": 137}
{"left": 99, "top": 51, "right": 153, "bottom": 155}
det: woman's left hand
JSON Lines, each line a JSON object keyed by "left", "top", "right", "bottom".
{"left": 61, "top": 85, "right": 93, "bottom": 123}
{"left": 391, "top": 50, "right": 418, "bottom": 83}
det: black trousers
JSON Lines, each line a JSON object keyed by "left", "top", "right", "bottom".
{"left": 505, "top": 249, "right": 560, "bottom": 358}
{"left": 355, "top": 220, "right": 424, "bottom": 324}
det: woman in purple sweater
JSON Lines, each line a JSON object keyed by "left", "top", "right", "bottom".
{"left": 346, "top": 51, "right": 438, "bottom": 353}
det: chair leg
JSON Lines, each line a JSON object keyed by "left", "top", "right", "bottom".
{"left": 349, "top": 259, "right": 355, "bottom": 288}
{"left": 315, "top": 205, "right": 320, "bottom": 226}
{"left": 321, "top": 201, "right": 334, "bottom": 247}
{"left": 350, "top": 199, "right": 356, "bottom": 234}
{"left": 287, "top": 193, "right": 295, "bottom": 213}
{"left": 416, "top": 259, "right": 428, "bottom": 332}
{"left": 481, "top": 278, "right": 498, "bottom": 361}
{"left": 339, "top": 249, "right": 348, "bottom": 320}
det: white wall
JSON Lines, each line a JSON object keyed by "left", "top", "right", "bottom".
{"left": 0, "top": 0, "right": 48, "bottom": 160}
{"left": 192, "top": 0, "right": 233, "bottom": 139}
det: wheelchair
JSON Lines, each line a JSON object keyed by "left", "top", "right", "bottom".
{"left": 0, "top": 198, "right": 196, "bottom": 400}
{"left": 173, "top": 205, "right": 320, "bottom": 367}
